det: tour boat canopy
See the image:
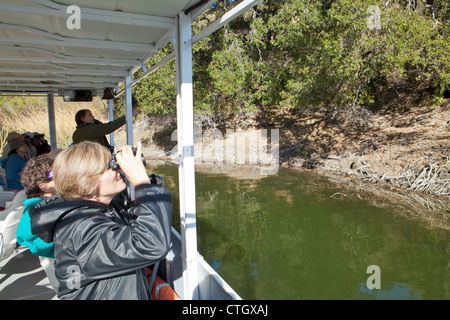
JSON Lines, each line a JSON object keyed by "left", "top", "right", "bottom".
{"left": 0, "top": 0, "right": 260, "bottom": 96}
{"left": 0, "top": 0, "right": 262, "bottom": 300}
{"left": 0, "top": 0, "right": 205, "bottom": 94}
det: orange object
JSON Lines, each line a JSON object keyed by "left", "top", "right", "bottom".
{"left": 146, "top": 267, "right": 180, "bottom": 300}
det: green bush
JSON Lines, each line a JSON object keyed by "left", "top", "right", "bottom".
{"left": 119, "top": 0, "right": 450, "bottom": 114}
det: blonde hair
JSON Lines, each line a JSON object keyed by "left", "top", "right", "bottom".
{"left": 53, "top": 141, "right": 111, "bottom": 200}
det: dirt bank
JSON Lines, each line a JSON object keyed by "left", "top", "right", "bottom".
{"left": 114, "top": 101, "right": 450, "bottom": 229}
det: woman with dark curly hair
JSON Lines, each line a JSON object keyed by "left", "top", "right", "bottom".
{"left": 16, "top": 153, "right": 57, "bottom": 258}
{"left": 20, "top": 153, "right": 55, "bottom": 199}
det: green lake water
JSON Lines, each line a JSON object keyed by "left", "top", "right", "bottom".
{"left": 149, "top": 164, "right": 449, "bottom": 300}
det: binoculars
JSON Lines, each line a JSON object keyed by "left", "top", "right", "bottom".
{"left": 109, "top": 147, "right": 146, "bottom": 171}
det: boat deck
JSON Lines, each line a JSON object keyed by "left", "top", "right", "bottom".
{"left": 0, "top": 247, "right": 57, "bottom": 300}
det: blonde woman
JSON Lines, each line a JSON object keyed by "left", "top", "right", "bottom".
{"left": 29, "top": 141, "right": 172, "bottom": 300}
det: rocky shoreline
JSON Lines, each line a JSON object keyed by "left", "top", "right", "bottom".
{"left": 114, "top": 101, "right": 450, "bottom": 229}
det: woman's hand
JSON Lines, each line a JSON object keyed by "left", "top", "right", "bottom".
{"left": 115, "top": 143, "right": 150, "bottom": 186}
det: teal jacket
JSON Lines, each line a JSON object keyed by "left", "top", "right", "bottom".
{"left": 16, "top": 198, "right": 55, "bottom": 258}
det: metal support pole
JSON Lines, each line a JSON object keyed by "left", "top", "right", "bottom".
{"left": 108, "top": 99, "right": 114, "bottom": 147}
{"left": 125, "top": 73, "right": 133, "bottom": 145}
{"left": 46, "top": 93, "right": 57, "bottom": 149}
{"left": 124, "top": 73, "right": 135, "bottom": 200}
{"left": 176, "top": 11, "right": 199, "bottom": 300}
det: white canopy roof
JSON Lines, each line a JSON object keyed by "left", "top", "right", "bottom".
{"left": 0, "top": 0, "right": 210, "bottom": 94}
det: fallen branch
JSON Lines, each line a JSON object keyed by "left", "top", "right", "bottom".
{"left": 355, "top": 156, "right": 449, "bottom": 196}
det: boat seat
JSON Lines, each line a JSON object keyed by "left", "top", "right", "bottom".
{"left": 0, "top": 189, "right": 59, "bottom": 291}
{"left": 38, "top": 256, "right": 59, "bottom": 292}
{"left": 0, "top": 190, "right": 27, "bottom": 261}
{"left": 3, "top": 190, "right": 27, "bottom": 211}
{"left": 0, "top": 204, "right": 25, "bottom": 261}
{"left": 0, "top": 190, "right": 26, "bottom": 221}
{"left": 0, "top": 167, "right": 6, "bottom": 189}
{"left": 0, "top": 191, "right": 16, "bottom": 210}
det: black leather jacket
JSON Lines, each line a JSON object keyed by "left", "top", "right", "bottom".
{"left": 29, "top": 183, "right": 172, "bottom": 300}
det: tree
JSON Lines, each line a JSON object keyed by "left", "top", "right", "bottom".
{"left": 129, "top": 0, "right": 450, "bottom": 114}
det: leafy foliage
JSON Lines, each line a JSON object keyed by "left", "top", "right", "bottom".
{"left": 121, "top": 0, "right": 450, "bottom": 114}
{"left": 131, "top": 45, "right": 177, "bottom": 115}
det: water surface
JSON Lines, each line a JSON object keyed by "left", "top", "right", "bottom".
{"left": 150, "top": 164, "right": 449, "bottom": 300}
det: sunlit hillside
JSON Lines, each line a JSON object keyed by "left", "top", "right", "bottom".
{"left": 0, "top": 96, "right": 109, "bottom": 151}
